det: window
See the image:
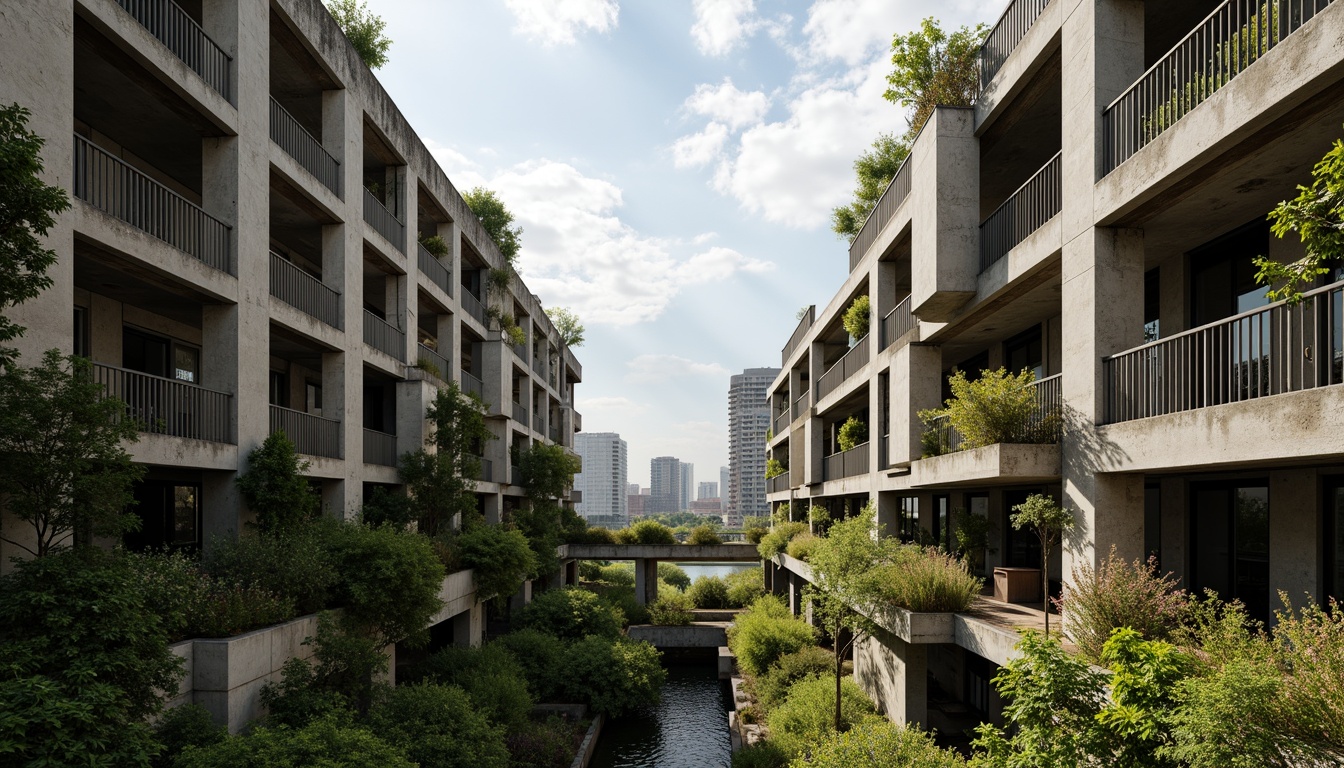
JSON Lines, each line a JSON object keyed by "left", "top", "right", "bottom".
{"left": 124, "top": 481, "right": 201, "bottom": 551}
{"left": 73, "top": 307, "right": 89, "bottom": 357}
{"left": 269, "top": 370, "right": 289, "bottom": 408}
{"left": 1144, "top": 268, "right": 1160, "bottom": 341}
{"left": 123, "top": 326, "right": 200, "bottom": 384}
{"left": 931, "top": 494, "right": 951, "bottom": 551}
{"left": 1191, "top": 481, "right": 1270, "bottom": 622}
{"left": 1004, "top": 326, "right": 1044, "bottom": 379}
{"left": 1189, "top": 220, "right": 1271, "bottom": 327}
{"left": 1145, "top": 485, "right": 1162, "bottom": 567}
{"left": 898, "top": 497, "right": 919, "bottom": 542}
{"left": 174, "top": 345, "right": 199, "bottom": 383}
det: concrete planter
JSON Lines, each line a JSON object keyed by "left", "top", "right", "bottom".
{"left": 871, "top": 604, "right": 956, "bottom": 644}
{"left": 909, "top": 442, "right": 1060, "bottom": 488}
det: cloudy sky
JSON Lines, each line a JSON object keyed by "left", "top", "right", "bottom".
{"left": 373, "top": 0, "right": 998, "bottom": 487}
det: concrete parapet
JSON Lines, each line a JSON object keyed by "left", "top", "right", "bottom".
{"left": 910, "top": 443, "right": 1060, "bottom": 488}
{"left": 626, "top": 623, "right": 729, "bottom": 648}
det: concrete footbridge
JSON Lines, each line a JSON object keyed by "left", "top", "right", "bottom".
{"left": 556, "top": 543, "right": 762, "bottom": 605}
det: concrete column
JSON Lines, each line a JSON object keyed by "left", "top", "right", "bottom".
{"left": 891, "top": 343, "right": 942, "bottom": 465}
{"left": 909, "top": 108, "right": 978, "bottom": 321}
{"left": 482, "top": 490, "right": 502, "bottom": 526}
{"left": 452, "top": 603, "right": 483, "bottom": 648}
{"left": 876, "top": 491, "right": 900, "bottom": 539}
{"left": 855, "top": 631, "right": 928, "bottom": 727}
{"left": 634, "top": 558, "right": 659, "bottom": 605}
{"left": 1159, "top": 477, "right": 1187, "bottom": 583}
{"left": 1270, "top": 469, "right": 1319, "bottom": 606}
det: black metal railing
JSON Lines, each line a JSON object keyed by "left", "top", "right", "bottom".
{"left": 363, "top": 187, "right": 405, "bottom": 252}
{"left": 849, "top": 154, "right": 913, "bottom": 271}
{"left": 823, "top": 442, "right": 870, "bottom": 481}
{"left": 269, "top": 252, "right": 341, "bottom": 329}
{"left": 792, "top": 392, "right": 810, "bottom": 421}
{"left": 880, "top": 294, "right": 916, "bottom": 350}
{"left": 94, "top": 363, "right": 232, "bottom": 443}
{"left": 113, "top": 0, "right": 232, "bottom": 102}
{"left": 363, "top": 428, "right": 397, "bottom": 467}
{"left": 781, "top": 306, "right": 815, "bottom": 366}
{"left": 461, "top": 370, "right": 484, "bottom": 400}
{"left": 1102, "top": 0, "right": 1333, "bottom": 174}
{"left": 72, "top": 135, "right": 232, "bottom": 274}
{"left": 461, "top": 290, "right": 487, "bottom": 326}
{"left": 270, "top": 405, "right": 341, "bottom": 459}
{"left": 816, "top": 334, "right": 871, "bottom": 401}
{"left": 363, "top": 310, "right": 406, "bottom": 362}
{"left": 1104, "top": 281, "right": 1343, "bottom": 423}
{"left": 513, "top": 401, "right": 529, "bottom": 428}
{"left": 416, "top": 343, "right": 450, "bottom": 380}
{"left": 979, "top": 151, "right": 1061, "bottom": 272}
{"left": 925, "top": 373, "right": 1063, "bottom": 454}
{"left": 768, "top": 471, "right": 790, "bottom": 494}
{"left": 513, "top": 342, "right": 529, "bottom": 363}
{"left": 269, "top": 97, "right": 340, "bottom": 196}
{"left": 418, "top": 242, "right": 453, "bottom": 296}
{"left": 479, "top": 458, "right": 494, "bottom": 482}
{"left": 979, "top": 0, "right": 1053, "bottom": 91}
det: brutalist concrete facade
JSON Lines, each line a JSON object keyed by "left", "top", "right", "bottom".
{"left": 764, "top": 0, "right": 1344, "bottom": 733}
{"left": 0, "top": 0, "right": 582, "bottom": 563}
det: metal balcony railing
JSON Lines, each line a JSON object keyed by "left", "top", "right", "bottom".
{"left": 418, "top": 242, "right": 453, "bottom": 296}
{"left": 513, "top": 401, "right": 529, "bottom": 427}
{"left": 773, "top": 410, "right": 789, "bottom": 437}
{"left": 269, "top": 252, "right": 341, "bottom": 329}
{"left": 849, "top": 154, "right": 913, "bottom": 271}
{"left": 363, "top": 428, "right": 397, "bottom": 467}
{"left": 415, "top": 343, "right": 450, "bottom": 380}
{"left": 781, "top": 306, "right": 815, "bottom": 366}
{"left": 880, "top": 295, "right": 916, "bottom": 350}
{"left": 549, "top": 424, "right": 561, "bottom": 444}
{"left": 925, "top": 373, "right": 1063, "bottom": 454}
{"left": 72, "top": 135, "right": 232, "bottom": 274}
{"left": 767, "top": 471, "right": 790, "bottom": 494}
{"left": 363, "top": 187, "right": 405, "bottom": 252}
{"left": 979, "top": 0, "right": 1053, "bottom": 91}
{"left": 792, "top": 391, "right": 810, "bottom": 421}
{"left": 1104, "top": 280, "right": 1344, "bottom": 423}
{"left": 269, "top": 97, "right": 340, "bottom": 195}
{"left": 979, "top": 151, "right": 1061, "bottom": 272}
{"left": 823, "top": 442, "right": 870, "bottom": 481}
{"left": 461, "top": 290, "right": 487, "bottom": 327}
{"left": 363, "top": 310, "right": 406, "bottom": 362}
{"left": 94, "top": 363, "right": 233, "bottom": 443}
{"left": 478, "top": 457, "right": 494, "bottom": 482}
{"left": 816, "top": 334, "right": 871, "bottom": 401}
{"left": 513, "top": 342, "right": 529, "bottom": 363}
{"left": 461, "top": 370, "right": 484, "bottom": 400}
{"left": 270, "top": 405, "right": 341, "bottom": 459}
{"left": 113, "top": 0, "right": 232, "bottom": 102}
{"left": 1102, "top": 0, "right": 1334, "bottom": 174}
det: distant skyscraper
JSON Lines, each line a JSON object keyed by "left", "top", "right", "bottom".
{"left": 679, "top": 462, "right": 693, "bottom": 512}
{"left": 698, "top": 481, "right": 718, "bottom": 500}
{"left": 720, "top": 466, "right": 730, "bottom": 511}
{"left": 627, "top": 483, "right": 640, "bottom": 495}
{"left": 649, "top": 456, "right": 682, "bottom": 514}
{"left": 729, "top": 367, "right": 780, "bottom": 520}
{"left": 574, "top": 433, "right": 628, "bottom": 528}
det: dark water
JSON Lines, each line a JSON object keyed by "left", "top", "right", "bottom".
{"left": 589, "top": 665, "right": 733, "bottom": 768}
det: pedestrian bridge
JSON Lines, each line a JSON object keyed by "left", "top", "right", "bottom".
{"left": 556, "top": 543, "right": 761, "bottom": 604}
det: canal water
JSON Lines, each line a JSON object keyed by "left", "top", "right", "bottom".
{"left": 589, "top": 562, "right": 753, "bottom": 768}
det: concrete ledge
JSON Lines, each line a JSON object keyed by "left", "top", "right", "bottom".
{"left": 869, "top": 605, "right": 956, "bottom": 645}
{"left": 129, "top": 433, "right": 238, "bottom": 471}
{"left": 974, "top": 0, "right": 1062, "bottom": 132}
{"left": 718, "top": 646, "right": 734, "bottom": 680}
{"left": 909, "top": 442, "right": 1060, "bottom": 488}
{"left": 773, "top": 553, "right": 813, "bottom": 583}
{"left": 626, "top": 623, "right": 729, "bottom": 648}
{"left": 428, "top": 568, "right": 478, "bottom": 625}
{"left": 189, "top": 613, "right": 319, "bottom": 732}
{"left": 953, "top": 613, "right": 1028, "bottom": 668}
{"left": 559, "top": 543, "right": 761, "bottom": 562}
{"left": 570, "top": 713, "right": 604, "bottom": 768}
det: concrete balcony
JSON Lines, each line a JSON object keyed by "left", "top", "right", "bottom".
{"left": 816, "top": 333, "right": 871, "bottom": 403}
{"left": 110, "top": 0, "right": 232, "bottom": 102}
{"left": 362, "top": 310, "right": 406, "bottom": 363}
{"left": 269, "top": 405, "right": 341, "bottom": 459}
{"left": 269, "top": 97, "right": 340, "bottom": 196}
{"left": 362, "top": 186, "right": 405, "bottom": 253}
{"left": 823, "top": 442, "right": 870, "bottom": 481}
{"left": 363, "top": 428, "right": 397, "bottom": 467}
{"left": 418, "top": 242, "right": 452, "bottom": 297}
{"left": 269, "top": 252, "right": 341, "bottom": 330}
{"left": 95, "top": 362, "right": 233, "bottom": 444}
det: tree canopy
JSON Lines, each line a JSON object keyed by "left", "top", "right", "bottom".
{"left": 1254, "top": 128, "right": 1344, "bottom": 303}
{"left": 830, "top": 134, "right": 910, "bottom": 239}
{"left": 400, "top": 382, "right": 494, "bottom": 535}
{"left": 325, "top": 0, "right": 392, "bottom": 69}
{"left": 545, "top": 306, "right": 585, "bottom": 348}
{"left": 462, "top": 187, "right": 523, "bottom": 263}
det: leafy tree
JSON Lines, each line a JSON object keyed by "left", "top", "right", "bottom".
{"left": 236, "top": 431, "right": 319, "bottom": 533}
{"left": 400, "top": 382, "right": 493, "bottom": 536}
{"left": 517, "top": 442, "right": 581, "bottom": 502}
{"left": 841, "top": 294, "right": 871, "bottom": 340}
{"left": 456, "top": 524, "right": 537, "bottom": 600}
{"left": 0, "top": 549, "right": 184, "bottom": 767}
{"left": 517, "top": 586, "right": 624, "bottom": 641}
{"left": 546, "top": 306, "right": 585, "bottom": 347}
{"left": 325, "top": 0, "right": 392, "bottom": 70}
{"left": 0, "top": 350, "right": 143, "bottom": 556}
{"left": 884, "top": 18, "right": 988, "bottom": 136}
{"left": 560, "top": 636, "right": 665, "bottom": 717}
{"left": 175, "top": 715, "right": 415, "bottom": 768}
{"left": 261, "top": 613, "right": 384, "bottom": 725}
{"left": 0, "top": 103, "right": 69, "bottom": 366}
{"left": 368, "top": 683, "right": 509, "bottom": 768}
{"left": 1008, "top": 493, "right": 1073, "bottom": 636}
{"left": 1253, "top": 128, "right": 1344, "bottom": 303}
{"left": 321, "top": 521, "right": 445, "bottom": 648}
{"left": 831, "top": 134, "right": 910, "bottom": 239}
{"left": 837, "top": 415, "right": 867, "bottom": 452}
{"left": 463, "top": 187, "right": 522, "bottom": 263}
{"left": 1097, "top": 628, "right": 1190, "bottom": 768}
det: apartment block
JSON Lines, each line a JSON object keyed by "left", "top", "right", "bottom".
{"left": 0, "top": 0, "right": 582, "bottom": 564}
{"left": 764, "top": 0, "right": 1344, "bottom": 735}
{"left": 649, "top": 455, "right": 682, "bottom": 514}
{"left": 698, "top": 481, "right": 718, "bottom": 500}
{"left": 574, "top": 432, "right": 628, "bottom": 528}
{"left": 729, "top": 367, "right": 780, "bottom": 520}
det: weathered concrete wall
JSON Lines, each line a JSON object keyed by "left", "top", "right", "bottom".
{"left": 626, "top": 623, "right": 729, "bottom": 648}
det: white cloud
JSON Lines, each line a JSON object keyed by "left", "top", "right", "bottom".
{"left": 424, "top": 139, "right": 488, "bottom": 191}
{"left": 503, "top": 0, "right": 619, "bottom": 47}
{"left": 801, "top": 0, "right": 1001, "bottom": 66}
{"left": 579, "top": 395, "right": 648, "bottom": 415}
{"left": 625, "top": 354, "right": 729, "bottom": 383}
{"left": 683, "top": 79, "right": 771, "bottom": 130}
{"left": 690, "top": 0, "right": 760, "bottom": 56}
{"left": 671, "top": 122, "right": 729, "bottom": 169}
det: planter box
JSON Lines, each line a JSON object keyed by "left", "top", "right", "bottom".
{"left": 910, "top": 442, "right": 1060, "bottom": 488}
{"left": 993, "top": 567, "right": 1041, "bottom": 603}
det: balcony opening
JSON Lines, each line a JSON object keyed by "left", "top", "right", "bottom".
{"left": 362, "top": 120, "right": 405, "bottom": 250}
{"left": 362, "top": 368, "right": 398, "bottom": 467}
{"left": 416, "top": 185, "right": 453, "bottom": 295}
{"left": 269, "top": 325, "right": 340, "bottom": 459}
{"left": 124, "top": 475, "right": 204, "bottom": 552}
{"left": 362, "top": 250, "right": 406, "bottom": 362}
{"left": 415, "top": 291, "right": 451, "bottom": 381}
{"left": 1143, "top": 1, "right": 1223, "bottom": 70}
{"left": 270, "top": 176, "right": 342, "bottom": 328}
{"left": 460, "top": 325, "right": 485, "bottom": 400}
{"left": 269, "top": 9, "right": 342, "bottom": 195}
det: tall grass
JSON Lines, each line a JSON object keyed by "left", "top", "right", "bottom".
{"left": 872, "top": 546, "right": 981, "bottom": 613}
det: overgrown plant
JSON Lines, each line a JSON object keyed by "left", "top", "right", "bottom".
{"left": 884, "top": 18, "right": 988, "bottom": 137}
{"left": 236, "top": 431, "right": 319, "bottom": 533}
{"left": 841, "top": 294, "right": 871, "bottom": 340}
{"left": 919, "top": 367, "right": 1057, "bottom": 450}
{"left": 325, "top": 0, "right": 392, "bottom": 69}
{"left": 1253, "top": 126, "right": 1344, "bottom": 303}
{"left": 418, "top": 233, "right": 449, "bottom": 258}
{"left": 545, "top": 306, "right": 585, "bottom": 347}
{"left": 1057, "top": 546, "right": 1190, "bottom": 661}
{"left": 831, "top": 134, "right": 910, "bottom": 240}
{"left": 399, "top": 382, "right": 494, "bottom": 536}
{"left": 765, "top": 456, "right": 787, "bottom": 479}
{"left": 1008, "top": 493, "right": 1073, "bottom": 636}
{"left": 837, "top": 416, "right": 867, "bottom": 452}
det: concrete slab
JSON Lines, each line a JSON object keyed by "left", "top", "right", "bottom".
{"left": 909, "top": 442, "right": 1060, "bottom": 488}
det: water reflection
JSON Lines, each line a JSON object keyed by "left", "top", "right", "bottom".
{"left": 588, "top": 665, "right": 733, "bottom": 768}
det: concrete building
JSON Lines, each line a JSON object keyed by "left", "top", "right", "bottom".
{"left": 698, "top": 481, "right": 718, "bottom": 500}
{"left": 0, "top": 0, "right": 582, "bottom": 561}
{"left": 628, "top": 483, "right": 641, "bottom": 495}
{"left": 573, "top": 433, "right": 628, "bottom": 529}
{"left": 679, "top": 462, "right": 694, "bottom": 512}
{"left": 764, "top": 0, "right": 1344, "bottom": 736}
{"left": 649, "top": 455, "right": 682, "bottom": 514}
{"left": 720, "top": 466, "right": 730, "bottom": 512}
{"left": 689, "top": 498, "right": 722, "bottom": 516}
{"left": 729, "top": 367, "right": 779, "bottom": 520}
{"left": 628, "top": 492, "right": 647, "bottom": 519}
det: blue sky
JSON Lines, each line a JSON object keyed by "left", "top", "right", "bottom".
{"left": 372, "top": 0, "right": 998, "bottom": 486}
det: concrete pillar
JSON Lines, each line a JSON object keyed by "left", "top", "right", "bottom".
{"left": 854, "top": 630, "right": 928, "bottom": 727}
{"left": 891, "top": 343, "right": 942, "bottom": 465}
{"left": 482, "top": 491, "right": 502, "bottom": 526}
{"left": 509, "top": 579, "right": 533, "bottom": 614}
{"left": 909, "top": 108, "right": 979, "bottom": 321}
{"left": 1159, "top": 477, "right": 1187, "bottom": 583}
{"left": 634, "top": 558, "right": 659, "bottom": 605}
{"left": 876, "top": 491, "right": 900, "bottom": 538}
{"left": 1270, "top": 469, "right": 1319, "bottom": 607}
{"left": 452, "top": 603, "right": 484, "bottom": 648}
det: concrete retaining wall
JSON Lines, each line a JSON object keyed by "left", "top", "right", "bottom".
{"left": 627, "top": 623, "right": 729, "bottom": 648}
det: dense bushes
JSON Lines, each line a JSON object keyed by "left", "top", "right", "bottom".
{"left": 320, "top": 521, "right": 445, "bottom": 647}
{"left": 727, "top": 596, "right": 818, "bottom": 676}
{"left": 613, "top": 519, "right": 677, "bottom": 545}
{"left": 766, "top": 675, "right": 878, "bottom": 757}
{"left": 505, "top": 717, "right": 580, "bottom": 768}
{"left": 175, "top": 715, "right": 417, "bottom": 768}
{"left": 566, "top": 525, "right": 617, "bottom": 545}
{"left": 758, "top": 522, "right": 808, "bottom": 559}
{"left": 455, "top": 524, "right": 538, "bottom": 601}
{"left": 658, "top": 561, "right": 691, "bottom": 590}
{"left": 126, "top": 548, "right": 293, "bottom": 641}
{"left": 753, "top": 646, "right": 837, "bottom": 712}
{"left": 687, "top": 524, "right": 722, "bottom": 545}
{"left": 411, "top": 644, "right": 534, "bottom": 730}
{"left": 368, "top": 683, "right": 510, "bottom": 768}
{"left": 203, "top": 528, "right": 337, "bottom": 615}
{"left": 1058, "top": 545, "right": 1190, "bottom": 661}
{"left": 518, "top": 586, "right": 624, "bottom": 640}
{"left": 688, "top": 575, "right": 731, "bottom": 609}
{"left": 726, "top": 567, "right": 767, "bottom": 607}
{"left": 494, "top": 629, "right": 567, "bottom": 702}
{"left": 561, "top": 635, "right": 666, "bottom": 717}
{"left": 871, "top": 546, "right": 981, "bottom": 613}
{"left": 649, "top": 590, "right": 695, "bottom": 625}
{"left": 798, "top": 720, "right": 968, "bottom": 767}
{"left": 785, "top": 531, "right": 821, "bottom": 562}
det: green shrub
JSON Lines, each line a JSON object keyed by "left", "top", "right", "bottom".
{"left": 360, "top": 486, "right": 415, "bottom": 529}
{"left": 495, "top": 629, "right": 567, "bottom": 702}
{"left": 518, "top": 587, "right": 624, "bottom": 640}
{"left": 235, "top": 431, "right": 319, "bottom": 533}
{"left": 687, "top": 524, "right": 722, "bottom": 546}
{"left": 175, "top": 715, "right": 414, "bottom": 767}
{"left": 126, "top": 548, "right": 298, "bottom": 641}
{"left": 1059, "top": 546, "right": 1190, "bottom": 661}
{"left": 837, "top": 416, "right": 867, "bottom": 452}
{"left": 505, "top": 716, "right": 578, "bottom": 768}
{"left": 152, "top": 704, "right": 225, "bottom": 768}
{"left": 753, "top": 646, "right": 836, "bottom": 712}
{"left": 842, "top": 294, "right": 871, "bottom": 340}
{"left": 321, "top": 520, "right": 445, "bottom": 646}
{"left": 744, "top": 518, "right": 771, "bottom": 544}
{"left": 204, "top": 528, "right": 337, "bottom": 616}
{"left": 765, "top": 457, "right": 787, "bottom": 479}
{"left": 795, "top": 719, "right": 967, "bottom": 767}
{"left": 785, "top": 532, "right": 822, "bottom": 562}
{"left": 457, "top": 524, "right": 538, "bottom": 601}
{"left": 871, "top": 546, "right": 982, "bottom": 613}
{"left": 594, "top": 562, "right": 635, "bottom": 586}
{"left": 688, "top": 575, "right": 731, "bottom": 609}
{"left": 767, "top": 675, "right": 877, "bottom": 757}
{"left": 726, "top": 567, "right": 767, "bottom": 608}
{"left": 919, "top": 367, "right": 1059, "bottom": 449}
{"left": 411, "top": 644, "right": 533, "bottom": 730}
{"left": 192, "top": 581, "right": 296, "bottom": 638}
{"left": 732, "top": 741, "right": 790, "bottom": 768}
{"left": 566, "top": 526, "right": 617, "bottom": 545}
{"left": 758, "top": 522, "right": 808, "bottom": 559}
{"left": 658, "top": 562, "right": 691, "bottom": 591}
{"left": 369, "top": 683, "right": 509, "bottom": 768}
{"left": 586, "top": 582, "right": 649, "bottom": 626}
{"left": 613, "top": 519, "right": 676, "bottom": 545}
{"left": 649, "top": 590, "right": 694, "bottom": 626}
{"left": 726, "top": 596, "right": 818, "bottom": 676}
{"left": 561, "top": 636, "right": 666, "bottom": 717}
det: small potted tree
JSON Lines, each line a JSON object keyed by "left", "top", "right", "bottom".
{"left": 1009, "top": 493, "right": 1074, "bottom": 637}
